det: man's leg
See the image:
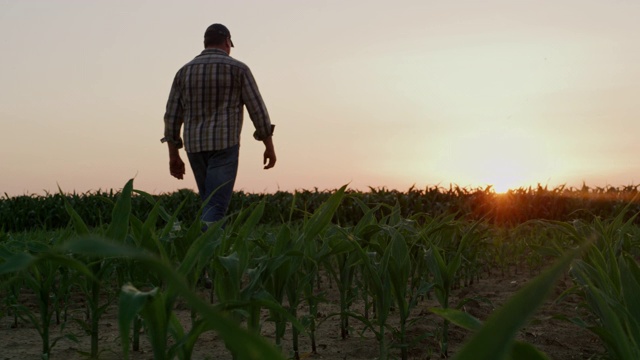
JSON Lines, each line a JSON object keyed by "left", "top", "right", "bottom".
{"left": 186, "top": 146, "right": 238, "bottom": 289}
{"left": 187, "top": 145, "right": 239, "bottom": 225}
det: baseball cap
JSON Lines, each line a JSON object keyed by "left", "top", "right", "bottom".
{"left": 205, "top": 23, "right": 234, "bottom": 47}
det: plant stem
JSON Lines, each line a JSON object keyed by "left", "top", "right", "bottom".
{"left": 90, "top": 278, "right": 100, "bottom": 358}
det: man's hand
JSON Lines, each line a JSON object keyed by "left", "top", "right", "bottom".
{"left": 170, "top": 155, "right": 185, "bottom": 179}
{"left": 263, "top": 136, "right": 277, "bottom": 169}
{"left": 168, "top": 143, "right": 185, "bottom": 179}
{"left": 263, "top": 148, "right": 276, "bottom": 169}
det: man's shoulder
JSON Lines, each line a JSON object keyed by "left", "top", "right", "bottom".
{"left": 182, "top": 50, "right": 251, "bottom": 71}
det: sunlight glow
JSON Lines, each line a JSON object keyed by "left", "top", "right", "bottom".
{"left": 419, "top": 125, "right": 565, "bottom": 194}
{"left": 467, "top": 131, "right": 552, "bottom": 193}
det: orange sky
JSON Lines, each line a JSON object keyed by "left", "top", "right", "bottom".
{"left": 1, "top": 0, "right": 639, "bottom": 196}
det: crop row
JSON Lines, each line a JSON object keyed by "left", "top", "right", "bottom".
{"left": 3, "top": 183, "right": 640, "bottom": 232}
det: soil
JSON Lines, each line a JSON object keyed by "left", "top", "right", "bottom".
{"left": 0, "top": 267, "right": 604, "bottom": 360}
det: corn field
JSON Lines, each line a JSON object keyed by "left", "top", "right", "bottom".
{"left": 3, "top": 183, "right": 640, "bottom": 232}
{"left": 1, "top": 179, "right": 640, "bottom": 359}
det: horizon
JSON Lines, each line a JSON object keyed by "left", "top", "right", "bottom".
{"left": 1, "top": 1, "right": 639, "bottom": 197}
{"left": 5, "top": 179, "right": 640, "bottom": 199}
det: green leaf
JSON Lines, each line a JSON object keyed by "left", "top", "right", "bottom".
{"left": 176, "top": 221, "right": 222, "bottom": 278}
{"left": 61, "top": 235, "right": 144, "bottom": 258}
{"left": 118, "top": 284, "right": 158, "bottom": 358}
{"left": 106, "top": 179, "right": 133, "bottom": 242}
{"left": 429, "top": 307, "right": 482, "bottom": 332}
{"left": 619, "top": 253, "right": 640, "bottom": 337}
{"left": 0, "top": 252, "right": 36, "bottom": 274}
{"left": 62, "top": 195, "right": 90, "bottom": 235}
{"left": 301, "top": 185, "right": 347, "bottom": 243}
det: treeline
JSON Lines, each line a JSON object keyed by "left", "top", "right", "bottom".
{"left": 2, "top": 183, "right": 640, "bottom": 232}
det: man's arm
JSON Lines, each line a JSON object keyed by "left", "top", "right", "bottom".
{"left": 164, "top": 69, "right": 186, "bottom": 179}
{"left": 241, "top": 67, "right": 274, "bottom": 141}
{"left": 263, "top": 136, "right": 276, "bottom": 169}
{"left": 241, "top": 68, "right": 276, "bottom": 169}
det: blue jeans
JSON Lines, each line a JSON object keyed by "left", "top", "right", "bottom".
{"left": 187, "top": 145, "right": 239, "bottom": 224}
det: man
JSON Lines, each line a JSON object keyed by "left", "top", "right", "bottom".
{"left": 162, "top": 23, "right": 276, "bottom": 227}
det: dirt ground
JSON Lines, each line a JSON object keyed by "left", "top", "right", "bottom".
{"left": 1, "top": 267, "right": 604, "bottom": 360}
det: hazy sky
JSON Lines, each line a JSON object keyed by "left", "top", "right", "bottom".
{"left": 1, "top": 0, "right": 639, "bottom": 195}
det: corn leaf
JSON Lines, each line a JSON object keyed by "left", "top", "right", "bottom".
{"left": 106, "top": 179, "right": 133, "bottom": 242}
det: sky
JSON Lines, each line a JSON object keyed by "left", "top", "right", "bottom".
{"left": 1, "top": 0, "right": 639, "bottom": 196}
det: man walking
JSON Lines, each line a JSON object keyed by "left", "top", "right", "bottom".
{"left": 162, "top": 23, "right": 276, "bottom": 227}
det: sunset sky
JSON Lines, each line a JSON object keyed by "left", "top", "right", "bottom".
{"left": 1, "top": 0, "right": 639, "bottom": 196}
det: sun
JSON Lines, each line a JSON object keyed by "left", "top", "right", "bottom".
{"left": 488, "top": 176, "right": 523, "bottom": 194}
{"left": 473, "top": 156, "right": 531, "bottom": 193}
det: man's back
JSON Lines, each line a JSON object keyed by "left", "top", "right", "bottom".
{"left": 164, "top": 49, "right": 271, "bottom": 153}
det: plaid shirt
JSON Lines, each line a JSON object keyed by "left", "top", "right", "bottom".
{"left": 163, "top": 48, "right": 273, "bottom": 153}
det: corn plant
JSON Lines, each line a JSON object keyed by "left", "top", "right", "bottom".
{"left": 347, "top": 221, "right": 415, "bottom": 360}
{"left": 199, "top": 200, "right": 304, "bottom": 360}
{"left": 300, "top": 232, "right": 332, "bottom": 354}
{"left": 211, "top": 202, "right": 271, "bottom": 328}
{"left": 387, "top": 224, "right": 434, "bottom": 360}
{"left": 552, "top": 207, "right": 640, "bottom": 360}
{"left": 260, "top": 227, "right": 293, "bottom": 348}
{"left": 355, "top": 200, "right": 435, "bottom": 360}
{"left": 61, "top": 180, "right": 136, "bottom": 358}
{"left": 424, "top": 218, "right": 487, "bottom": 357}
{"left": 570, "top": 249, "right": 640, "bottom": 360}
{"left": 425, "top": 236, "right": 463, "bottom": 356}
{"left": 279, "top": 190, "right": 329, "bottom": 355}
{"left": 278, "top": 230, "right": 307, "bottom": 358}
{"left": 118, "top": 221, "right": 225, "bottom": 360}
{"left": 0, "top": 233, "right": 24, "bottom": 329}
{"left": 323, "top": 197, "right": 381, "bottom": 340}
{"left": 323, "top": 230, "right": 359, "bottom": 340}
{"left": 0, "top": 237, "right": 93, "bottom": 359}
{"left": 287, "top": 185, "right": 347, "bottom": 359}
{"left": 259, "top": 186, "right": 347, "bottom": 358}
{"left": 119, "top": 195, "right": 173, "bottom": 351}
{"left": 126, "top": 187, "right": 214, "bottom": 352}
{"left": 348, "top": 238, "right": 392, "bottom": 359}
{"left": 379, "top": 224, "right": 418, "bottom": 360}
